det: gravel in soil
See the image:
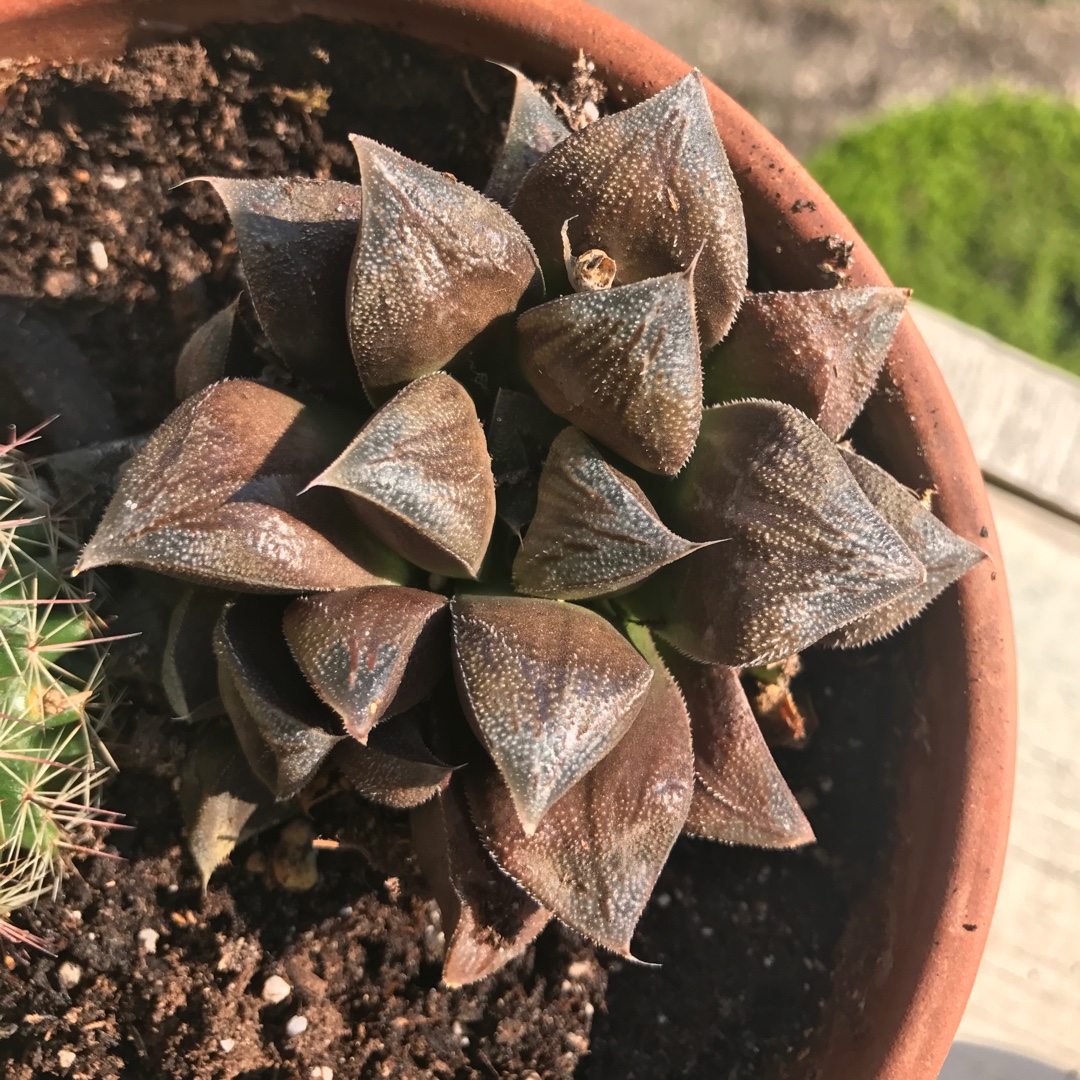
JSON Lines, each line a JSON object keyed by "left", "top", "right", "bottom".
{"left": 0, "top": 20, "right": 916, "bottom": 1078}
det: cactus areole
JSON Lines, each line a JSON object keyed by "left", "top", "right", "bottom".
{"left": 75, "top": 67, "right": 988, "bottom": 980}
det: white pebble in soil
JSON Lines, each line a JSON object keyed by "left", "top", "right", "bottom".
{"left": 310, "top": 1068, "right": 334, "bottom": 1080}
{"left": 58, "top": 1049, "right": 76, "bottom": 1070}
{"left": 137, "top": 927, "right": 160, "bottom": 954}
{"left": 219, "top": 1039, "right": 236, "bottom": 1054}
{"left": 261, "top": 974, "right": 292, "bottom": 1004}
{"left": 87, "top": 240, "right": 109, "bottom": 272}
{"left": 285, "top": 1015, "right": 309, "bottom": 1038}
{"left": 57, "top": 962, "right": 81, "bottom": 990}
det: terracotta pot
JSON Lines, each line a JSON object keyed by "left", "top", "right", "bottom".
{"left": 1, "top": 2, "right": 1016, "bottom": 1077}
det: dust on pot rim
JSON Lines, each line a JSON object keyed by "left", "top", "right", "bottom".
{"left": 1, "top": 2, "right": 1017, "bottom": 1078}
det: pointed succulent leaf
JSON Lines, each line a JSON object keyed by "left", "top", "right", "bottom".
{"left": 77, "top": 380, "right": 387, "bottom": 592}
{"left": 821, "top": 449, "right": 987, "bottom": 647}
{"left": 180, "top": 718, "right": 296, "bottom": 890}
{"left": 703, "top": 287, "right": 909, "bottom": 439}
{"left": 215, "top": 597, "right": 343, "bottom": 800}
{"left": 412, "top": 781, "right": 549, "bottom": 985}
{"left": 487, "top": 389, "right": 567, "bottom": 536}
{"left": 518, "top": 270, "right": 702, "bottom": 474}
{"left": 451, "top": 595, "right": 653, "bottom": 834}
{"left": 666, "top": 654, "right": 813, "bottom": 847}
{"left": 513, "top": 428, "right": 708, "bottom": 599}
{"left": 162, "top": 588, "right": 227, "bottom": 721}
{"left": 174, "top": 298, "right": 239, "bottom": 401}
{"left": 512, "top": 70, "right": 747, "bottom": 347}
{"left": 195, "top": 177, "right": 364, "bottom": 388}
{"left": 283, "top": 586, "right": 449, "bottom": 742}
{"left": 656, "top": 400, "right": 925, "bottom": 666}
{"left": 467, "top": 624, "right": 693, "bottom": 955}
{"left": 347, "top": 135, "right": 541, "bottom": 398}
{"left": 336, "top": 706, "right": 453, "bottom": 808}
{"left": 309, "top": 373, "right": 496, "bottom": 578}
{"left": 485, "top": 66, "right": 569, "bottom": 208}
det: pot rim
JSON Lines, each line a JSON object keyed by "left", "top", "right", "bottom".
{"left": 1, "top": 3, "right": 1017, "bottom": 1077}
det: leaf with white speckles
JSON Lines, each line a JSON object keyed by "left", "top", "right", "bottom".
{"left": 665, "top": 654, "right": 813, "bottom": 847}
{"left": 518, "top": 269, "right": 702, "bottom": 475}
{"left": 512, "top": 70, "right": 746, "bottom": 348}
{"left": 347, "top": 136, "right": 541, "bottom": 399}
{"left": 195, "top": 177, "right": 364, "bottom": 388}
{"left": 215, "top": 597, "right": 343, "bottom": 800}
{"left": 309, "top": 373, "right": 496, "bottom": 578}
{"left": 77, "top": 380, "right": 389, "bottom": 592}
{"left": 652, "top": 400, "right": 925, "bottom": 666}
{"left": 703, "top": 287, "right": 909, "bottom": 439}
{"left": 513, "top": 427, "right": 708, "bottom": 599}
{"left": 451, "top": 595, "right": 653, "bottom": 835}
{"left": 174, "top": 299, "right": 239, "bottom": 401}
{"left": 336, "top": 706, "right": 453, "bottom": 808}
{"left": 412, "top": 779, "right": 550, "bottom": 985}
{"left": 283, "top": 586, "right": 449, "bottom": 743}
{"left": 485, "top": 66, "right": 569, "bottom": 208}
{"left": 467, "top": 623, "right": 693, "bottom": 955}
{"left": 820, "top": 449, "right": 987, "bottom": 647}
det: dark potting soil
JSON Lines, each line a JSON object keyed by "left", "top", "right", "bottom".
{"left": 0, "top": 21, "right": 917, "bottom": 1079}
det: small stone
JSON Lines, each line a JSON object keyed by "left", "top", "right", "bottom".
{"left": 88, "top": 240, "right": 109, "bottom": 272}
{"left": 285, "top": 1014, "right": 309, "bottom": 1037}
{"left": 261, "top": 974, "right": 292, "bottom": 1004}
{"left": 57, "top": 961, "right": 81, "bottom": 989}
{"left": 137, "top": 928, "right": 160, "bottom": 954}
{"left": 42, "top": 269, "right": 78, "bottom": 298}
{"left": 310, "top": 1068, "right": 334, "bottom": 1080}
{"left": 58, "top": 1049, "right": 76, "bottom": 1069}
{"left": 219, "top": 1038, "right": 236, "bottom": 1053}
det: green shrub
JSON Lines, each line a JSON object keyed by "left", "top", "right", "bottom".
{"left": 808, "top": 92, "right": 1080, "bottom": 375}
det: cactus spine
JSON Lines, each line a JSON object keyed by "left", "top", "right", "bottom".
{"left": 0, "top": 426, "right": 114, "bottom": 946}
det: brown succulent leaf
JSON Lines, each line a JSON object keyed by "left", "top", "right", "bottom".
{"left": 666, "top": 654, "right": 814, "bottom": 847}
{"left": 518, "top": 269, "right": 702, "bottom": 475}
{"left": 174, "top": 298, "right": 239, "bottom": 401}
{"left": 656, "top": 400, "right": 925, "bottom": 666}
{"left": 467, "top": 623, "right": 693, "bottom": 956}
{"left": 485, "top": 66, "right": 569, "bottom": 208}
{"left": 194, "top": 177, "right": 364, "bottom": 388}
{"left": 309, "top": 372, "right": 496, "bottom": 578}
{"left": 162, "top": 588, "right": 227, "bottom": 722}
{"left": 283, "top": 586, "right": 449, "bottom": 743}
{"left": 513, "top": 427, "right": 708, "bottom": 599}
{"left": 335, "top": 706, "right": 453, "bottom": 809}
{"left": 180, "top": 718, "right": 296, "bottom": 890}
{"left": 215, "top": 597, "right": 343, "bottom": 800}
{"left": 703, "top": 287, "right": 909, "bottom": 439}
{"left": 512, "top": 70, "right": 747, "bottom": 347}
{"left": 347, "top": 136, "right": 541, "bottom": 398}
{"left": 76, "top": 380, "right": 389, "bottom": 592}
{"left": 820, "top": 449, "right": 987, "bottom": 647}
{"left": 451, "top": 595, "right": 653, "bottom": 834}
{"left": 488, "top": 389, "right": 567, "bottom": 537}
{"left": 412, "top": 781, "right": 550, "bottom": 986}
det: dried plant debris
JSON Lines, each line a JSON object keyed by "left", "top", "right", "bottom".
{"left": 77, "top": 62, "right": 984, "bottom": 985}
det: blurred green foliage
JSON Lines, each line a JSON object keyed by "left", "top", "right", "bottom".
{"left": 808, "top": 93, "right": 1080, "bottom": 375}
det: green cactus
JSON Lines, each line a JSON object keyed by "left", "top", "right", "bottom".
{"left": 0, "top": 425, "right": 115, "bottom": 947}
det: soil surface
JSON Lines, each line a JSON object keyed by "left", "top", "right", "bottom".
{"left": 0, "top": 21, "right": 919, "bottom": 1078}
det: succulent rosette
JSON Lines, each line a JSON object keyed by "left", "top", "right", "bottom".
{"left": 78, "top": 68, "right": 984, "bottom": 984}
